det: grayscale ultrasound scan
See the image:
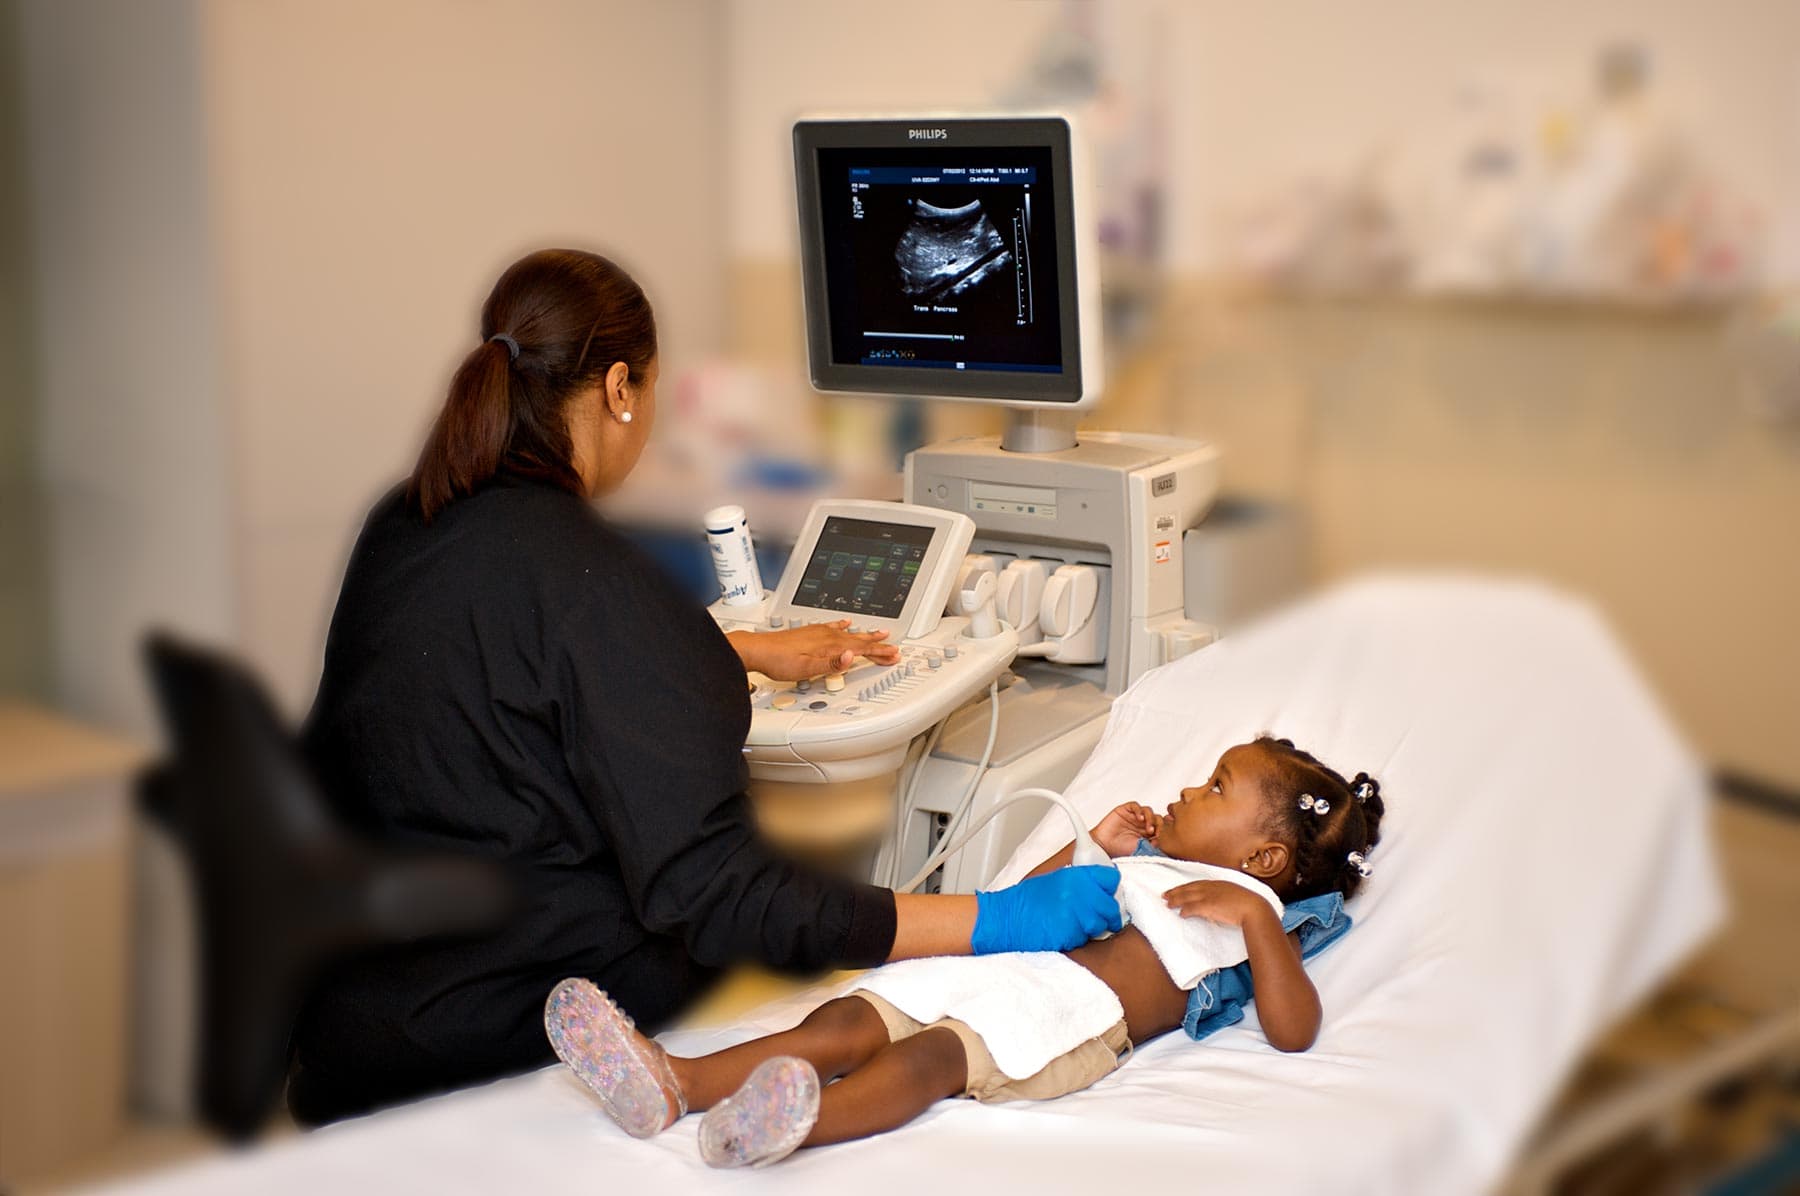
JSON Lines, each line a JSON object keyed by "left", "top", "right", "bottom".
{"left": 817, "top": 146, "right": 1063, "bottom": 374}
{"left": 894, "top": 199, "right": 1013, "bottom": 302}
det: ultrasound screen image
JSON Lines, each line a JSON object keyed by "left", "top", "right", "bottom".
{"left": 817, "top": 146, "right": 1062, "bottom": 375}
{"left": 895, "top": 199, "right": 1010, "bottom": 301}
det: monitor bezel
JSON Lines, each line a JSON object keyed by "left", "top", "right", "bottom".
{"left": 793, "top": 116, "right": 1097, "bottom": 408}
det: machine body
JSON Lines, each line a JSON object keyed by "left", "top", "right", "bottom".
{"left": 709, "top": 499, "right": 1018, "bottom": 784}
{"left": 747, "top": 112, "right": 1231, "bottom": 890}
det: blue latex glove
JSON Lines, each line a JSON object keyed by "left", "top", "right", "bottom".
{"left": 970, "top": 865, "right": 1123, "bottom": 955}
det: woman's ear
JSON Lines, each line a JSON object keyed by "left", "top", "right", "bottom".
{"left": 1244, "top": 841, "right": 1289, "bottom": 881}
{"left": 604, "top": 360, "right": 632, "bottom": 415}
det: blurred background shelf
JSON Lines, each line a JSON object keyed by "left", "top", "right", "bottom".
{"left": 0, "top": 704, "right": 144, "bottom": 1189}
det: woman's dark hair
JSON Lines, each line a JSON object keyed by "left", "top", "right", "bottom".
{"left": 1252, "top": 735, "right": 1386, "bottom": 902}
{"left": 408, "top": 248, "right": 657, "bottom": 521}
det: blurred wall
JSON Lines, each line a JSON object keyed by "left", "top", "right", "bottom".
{"left": 203, "top": 0, "right": 728, "bottom": 718}
{"left": 722, "top": 0, "right": 1800, "bottom": 788}
{"left": 1156, "top": 0, "right": 1800, "bottom": 277}
{"left": 16, "top": 0, "right": 729, "bottom": 729}
{"left": 1134, "top": 294, "right": 1800, "bottom": 791}
{"left": 16, "top": 0, "right": 237, "bottom": 734}
{"left": 0, "top": 0, "right": 48, "bottom": 700}
{"left": 725, "top": 0, "right": 1062, "bottom": 262}
{"left": 729, "top": 0, "right": 1800, "bottom": 274}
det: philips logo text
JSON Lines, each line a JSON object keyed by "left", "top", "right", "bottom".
{"left": 907, "top": 128, "right": 948, "bottom": 141}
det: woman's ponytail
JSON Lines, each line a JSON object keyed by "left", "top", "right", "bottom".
{"left": 406, "top": 249, "right": 655, "bottom": 522}
{"left": 409, "top": 337, "right": 516, "bottom": 521}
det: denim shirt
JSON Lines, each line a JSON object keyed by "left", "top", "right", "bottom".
{"left": 1131, "top": 839, "right": 1353, "bottom": 1041}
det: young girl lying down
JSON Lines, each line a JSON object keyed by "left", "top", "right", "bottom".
{"left": 544, "top": 735, "right": 1385, "bottom": 1168}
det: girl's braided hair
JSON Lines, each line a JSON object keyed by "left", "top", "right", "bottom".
{"left": 1253, "top": 735, "right": 1386, "bottom": 901}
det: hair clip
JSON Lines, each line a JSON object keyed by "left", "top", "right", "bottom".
{"left": 1347, "top": 850, "right": 1373, "bottom": 878}
{"left": 1297, "top": 793, "right": 1330, "bottom": 815}
{"left": 1353, "top": 781, "right": 1375, "bottom": 802}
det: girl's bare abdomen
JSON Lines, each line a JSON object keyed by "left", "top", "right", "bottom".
{"left": 1065, "top": 926, "right": 1189, "bottom": 1044}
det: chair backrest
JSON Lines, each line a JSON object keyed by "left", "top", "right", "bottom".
{"left": 141, "top": 632, "right": 511, "bottom": 1140}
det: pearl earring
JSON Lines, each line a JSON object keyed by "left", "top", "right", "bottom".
{"left": 620, "top": 411, "right": 633, "bottom": 423}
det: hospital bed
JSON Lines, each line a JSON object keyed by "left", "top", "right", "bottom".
{"left": 95, "top": 574, "right": 1722, "bottom": 1195}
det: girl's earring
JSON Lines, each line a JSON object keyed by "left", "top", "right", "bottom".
{"left": 620, "top": 411, "right": 633, "bottom": 423}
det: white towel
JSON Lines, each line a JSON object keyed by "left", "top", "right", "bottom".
{"left": 848, "top": 858, "right": 1282, "bottom": 1081}
{"left": 1113, "top": 855, "right": 1285, "bottom": 990}
{"left": 850, "top": 952, "right": 1123, "bottom": 1081}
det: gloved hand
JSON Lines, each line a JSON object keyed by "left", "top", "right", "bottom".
{"left": 970, "top": 865, "right": 1123, "bottom": 955}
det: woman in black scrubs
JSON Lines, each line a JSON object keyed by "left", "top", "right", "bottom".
{"left": 289, "top": 249, "right": 1120, "bottom": 1123}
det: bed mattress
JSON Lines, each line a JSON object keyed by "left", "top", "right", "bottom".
{"left": 96, "top": 575, "right": 1723, "bottom": 1195}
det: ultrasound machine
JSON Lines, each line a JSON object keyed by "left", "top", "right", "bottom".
{"left": 710, "top": 115, "right": 1222, "bottom": 892}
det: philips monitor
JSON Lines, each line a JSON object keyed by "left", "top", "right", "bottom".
{"left": 793, "top": 116, "right": 1103, "bottom": 410}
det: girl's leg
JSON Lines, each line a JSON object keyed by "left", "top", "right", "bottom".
{"left": 669, "top": 996, "right": 892, "bottom": 1111}
{"left": 801, "top": 1025, "right": 968, "bottom": 1146}
{"left": 698, "top": 1026, "right": 969, "bottom": 1167}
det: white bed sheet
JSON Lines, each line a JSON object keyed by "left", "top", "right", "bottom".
{"left": 95, "top": 575, "right": 1723, "bottom": 1196}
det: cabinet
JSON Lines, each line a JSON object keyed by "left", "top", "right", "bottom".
{"left": 0, "top": 704, "right": 142, "bottom": 1185}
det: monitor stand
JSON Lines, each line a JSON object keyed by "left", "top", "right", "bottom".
{"left": 1001, "top": 407, "right": 1080, "bottom": 453}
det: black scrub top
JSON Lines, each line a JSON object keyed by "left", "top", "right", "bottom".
{"left": 289, "top": 473, "right": 896, "bottom": 1123}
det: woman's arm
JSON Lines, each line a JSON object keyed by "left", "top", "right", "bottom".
{"left": 888, "top": 868, "right": 1123, "bottom": 961}
{"left": 888, "top": 893, "right": 977, "bottom": 959}
{"left": 1161, "top": 881, "right": 1321, "bottom": 1052}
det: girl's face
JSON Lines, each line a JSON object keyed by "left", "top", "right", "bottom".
{"left": 1154, "top": 742, "right": 1289, "bottom": 877}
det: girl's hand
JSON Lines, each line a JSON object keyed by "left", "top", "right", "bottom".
{"left": 731, "top": 620, "right": 899, "bottom": 681}
{"left": 1090, "top": 802, "right": 1162, "bottom": 857}
{"left": 1163, "top": 879, "right": 1271, "bottom": 928}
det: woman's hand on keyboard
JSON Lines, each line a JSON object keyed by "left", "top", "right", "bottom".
{"left": 729, "top": 619, "right": 900, "bottom": 680}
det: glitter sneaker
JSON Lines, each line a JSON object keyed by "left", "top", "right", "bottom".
{"left": 698, "top": 1056, "right": 821, "bottom": 1168}
{"left": 543, "top": 977, "right": 686, "bottom": 1138}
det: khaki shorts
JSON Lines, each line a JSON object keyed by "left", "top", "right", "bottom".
{"left": 849, "top": 990, "right": 1130, "bottom": 1104}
